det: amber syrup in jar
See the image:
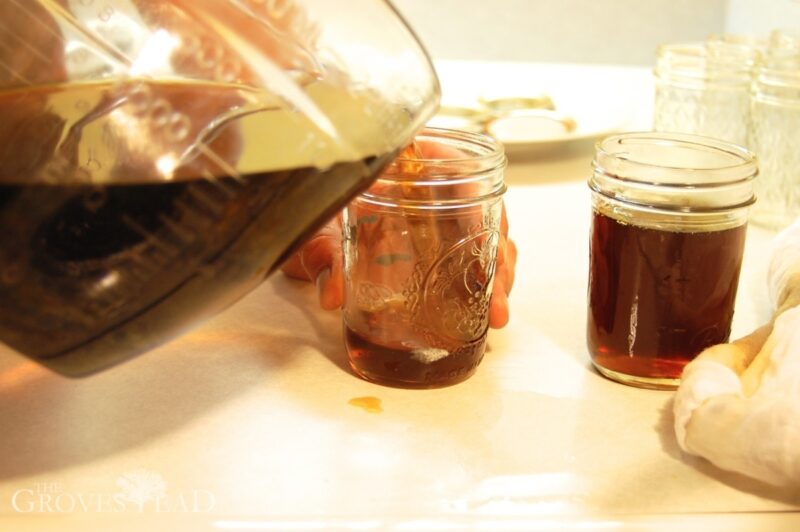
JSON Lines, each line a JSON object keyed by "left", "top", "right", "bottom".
{"left": 587, "top": 132, "right": 756, "bottom": 389}
{"left": 346, "top": 326, "right": 486, "bottom": 389}
{"left": 587, "top": 210, "right": 747, "bottom": 381}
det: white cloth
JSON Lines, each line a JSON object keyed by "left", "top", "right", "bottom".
{"left": 674, "top": 219, "right": 800, "bottom": 487}
{"left": 769, "top": 217, "right": 800, "bottom": 309}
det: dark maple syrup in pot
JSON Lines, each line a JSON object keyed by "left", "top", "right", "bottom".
{"left": 587, "top": 210, "right": 748, "bottom": 381}
{"left": 0, "top": 80, "right": 399, "bottom": 375}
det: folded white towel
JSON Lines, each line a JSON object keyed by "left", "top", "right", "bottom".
{"left": 674, "top": 218, "right": 800, "bottom": 487}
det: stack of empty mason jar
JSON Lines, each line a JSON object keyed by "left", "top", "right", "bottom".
{"left": 654, "top": 30, "right": 800, "bottom": 230}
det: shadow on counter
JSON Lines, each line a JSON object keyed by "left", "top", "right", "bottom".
{"left": 655, "top": 400, "right": 800, "bottom": 505}
{"left": 0, "top": 279, "right": 316, "bottom": 480}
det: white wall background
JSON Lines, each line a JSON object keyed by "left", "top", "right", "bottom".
{"left": 725, "top": 0, "right": 800, "bottom": 36}
{"left": 392, "top": 0, "right": 800, "bottom": 65}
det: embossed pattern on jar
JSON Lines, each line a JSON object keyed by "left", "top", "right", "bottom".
{"left": 343, "top": 128, "right": 506, "bottom": 388}
{"left": 654, "top": 83, "right": 751, "bottom": 146}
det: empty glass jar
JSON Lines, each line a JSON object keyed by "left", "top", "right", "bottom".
{"left": 749, "top": 30, "right": 800, "bottom": 230}
{"left": 653, "top": 41, "right": 758, "bottom": 147}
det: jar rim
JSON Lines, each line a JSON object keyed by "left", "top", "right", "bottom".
{"left": 358, "top": 127, "right": 507, "bottom": 209}
{"left": 388, "top": 127, "right": 506, "bottom": 171}
{"left": 594, "top": 132, "right": 757, "bottom": 185}
{"left": 657, "top": 41, "right": 760, "bottom": 60}
{"left": 755, "top": 64, "right": 800, "bottom": 88}
{"left": 654, "top": 41, "right": 756, "bottom": 84}
{"left": 590, "top": 132, "right": 757, "bottom": 214}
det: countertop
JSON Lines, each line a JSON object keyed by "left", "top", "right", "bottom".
{"left": 1, "top": 62, "right": 798, "bottom": 530}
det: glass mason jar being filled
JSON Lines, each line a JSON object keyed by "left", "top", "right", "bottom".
{"left": 343, "top": 128, "right": 506, "bottom": 388}
{"left": 653, "top": 41, "right": 758, "bottom": 147}
{"left": 587, "top": 132, "right": 757, "bottom": 389}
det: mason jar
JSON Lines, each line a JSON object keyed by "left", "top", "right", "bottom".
{"left": 343, "top": 128, "right": 506, "bottom": 388}
{"left": 653, "top": 42, "right": 758, "bottom": 147}
{"left": 587, "top": 132, "right": 757, "bottom": 389}
{"left": 748, "top": 49, "right": 800, "bottom": 230}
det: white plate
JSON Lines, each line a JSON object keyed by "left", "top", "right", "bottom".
{"left": 491, "top": 104, "right": 632, "bottom": 156}
{"left": 431, "top": 60, "right": 654, "bottom": 156}
{"left": 428, "top": 100, "right": 631, "bottom": 156}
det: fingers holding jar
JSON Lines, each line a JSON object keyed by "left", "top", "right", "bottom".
{"left": 279, "top": 215, "right": 344, "bottom": 310}
{"left": 489, "top": 209, "right": 517, "bottom": 328}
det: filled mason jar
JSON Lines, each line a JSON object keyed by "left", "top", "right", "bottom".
{"left": 748, "top": 48, "right": 800, "bottom": 230}
{"left": 587, "top": 132, "right": 757, "bottom": 390}
{"left": 653, "top": 41, "right": 758, "bottom": 147}
{"left": 343, "top": 128, "right": 506, "bottom": 388}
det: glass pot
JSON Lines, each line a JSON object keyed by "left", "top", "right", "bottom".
{"left": 0, "top": 0, "right": 439, "bottom": 375}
